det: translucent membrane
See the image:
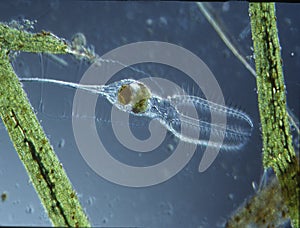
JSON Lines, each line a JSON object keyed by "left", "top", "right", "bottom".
{"left": 156, "top": 95, "right": 253, "bottom": 150}
{"left": 20, "top": 77, "right": 253, "bottom": 150}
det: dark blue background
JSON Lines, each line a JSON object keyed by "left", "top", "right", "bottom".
{"left": 0, "top": 1, "right": 299, "bottom": 227}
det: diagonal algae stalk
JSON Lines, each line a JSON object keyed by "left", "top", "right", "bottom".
{"left": 0, "top": 23, "right": 91, "bottom": 227}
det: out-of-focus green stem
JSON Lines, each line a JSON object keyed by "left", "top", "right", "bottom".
{"left": 226, "top": 174, "right": 290, "bottom": 227}
{"left": 249, "top": 3, "right": 299, "bottom": 227}
{"left": 0, "top": 23, "right": 90, "bottom": 227}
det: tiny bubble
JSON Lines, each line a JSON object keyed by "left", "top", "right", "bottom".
{"left": 167, "top": 144, "right": 174, "bottom": 152}
{"left": 228, "top": 193, "right": 234, "bottom": 200}
{"left": 146, "top": 18, "right": 153, "bottom": 26}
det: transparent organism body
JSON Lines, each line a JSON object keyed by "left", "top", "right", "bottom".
{"left": 20, "top": 77, "right": 253, "bottom": 150}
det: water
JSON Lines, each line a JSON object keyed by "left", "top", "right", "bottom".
{"left": 4, "top": 2, "right": 298, "bottom": 227}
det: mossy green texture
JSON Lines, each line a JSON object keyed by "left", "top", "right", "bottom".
{"left": 0, "top": 24, "right": 90, "bottom": 227}
{"left": 0, "top": 23, "right": 67, "bottom": 53}
{"left": 249, "top": 3, "right": 299, "bottom": 227}
{"left": 226, "top": 176, "right": 290, "bottom": 227}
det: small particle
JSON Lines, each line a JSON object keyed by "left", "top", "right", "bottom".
{"left": 222, "top": 2, "right": 230, "bottom": 12}
{"left": 70, "top": 192, "right": 76, "bottom": 198}
{"left": 146, "top": 27, "right": 154, "bottom": 35}
{"left": 102, "top": 217, "right": 108, "bottom": 224}
{"left": 222, "top": 49, "right": 231, "bottom": 59}
{"left": 167, "top": 144, "right": 174, "bottom": 152}
{"left": 39, "top": 211, "right": 49, "bottom": 222}
{"left": 252, "top": 181, "right": 259, "bottom": 192}
{"left": 86, "top": 196, "right": 95, "bottom": 206}
{"left": 1, "top": 192, "right": 7, "bottom": 202}
{"left": 239, "top": 24, "right": 251, "bottom": 40}
{"left": 284, "top": 17, "right": 292, "bottom": 26}
{"left": 159, "top": 16, "right": 168, "bottom": 26}
{"left": 146, "top": 18, "right": 153, "bottom": 26}
{"left": 159, "top": 201, "right": 173, "bottom": 216}
{"left": 228, "top": 193, "right": 234, "bottom": 200}
{"left": 58, "top": 138, "right": 65, "bottom": 148}
{"left": 290, "top": 52, "right": 295, "bottom": 57}
{"left": 25, "top": 205, "right": 34, "bottom": 214}
{"left": 216, "top": 218, "right": 227, "bottom": 228}
{"left": 13, "top": 200, "right": 20, "bottom": 205}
